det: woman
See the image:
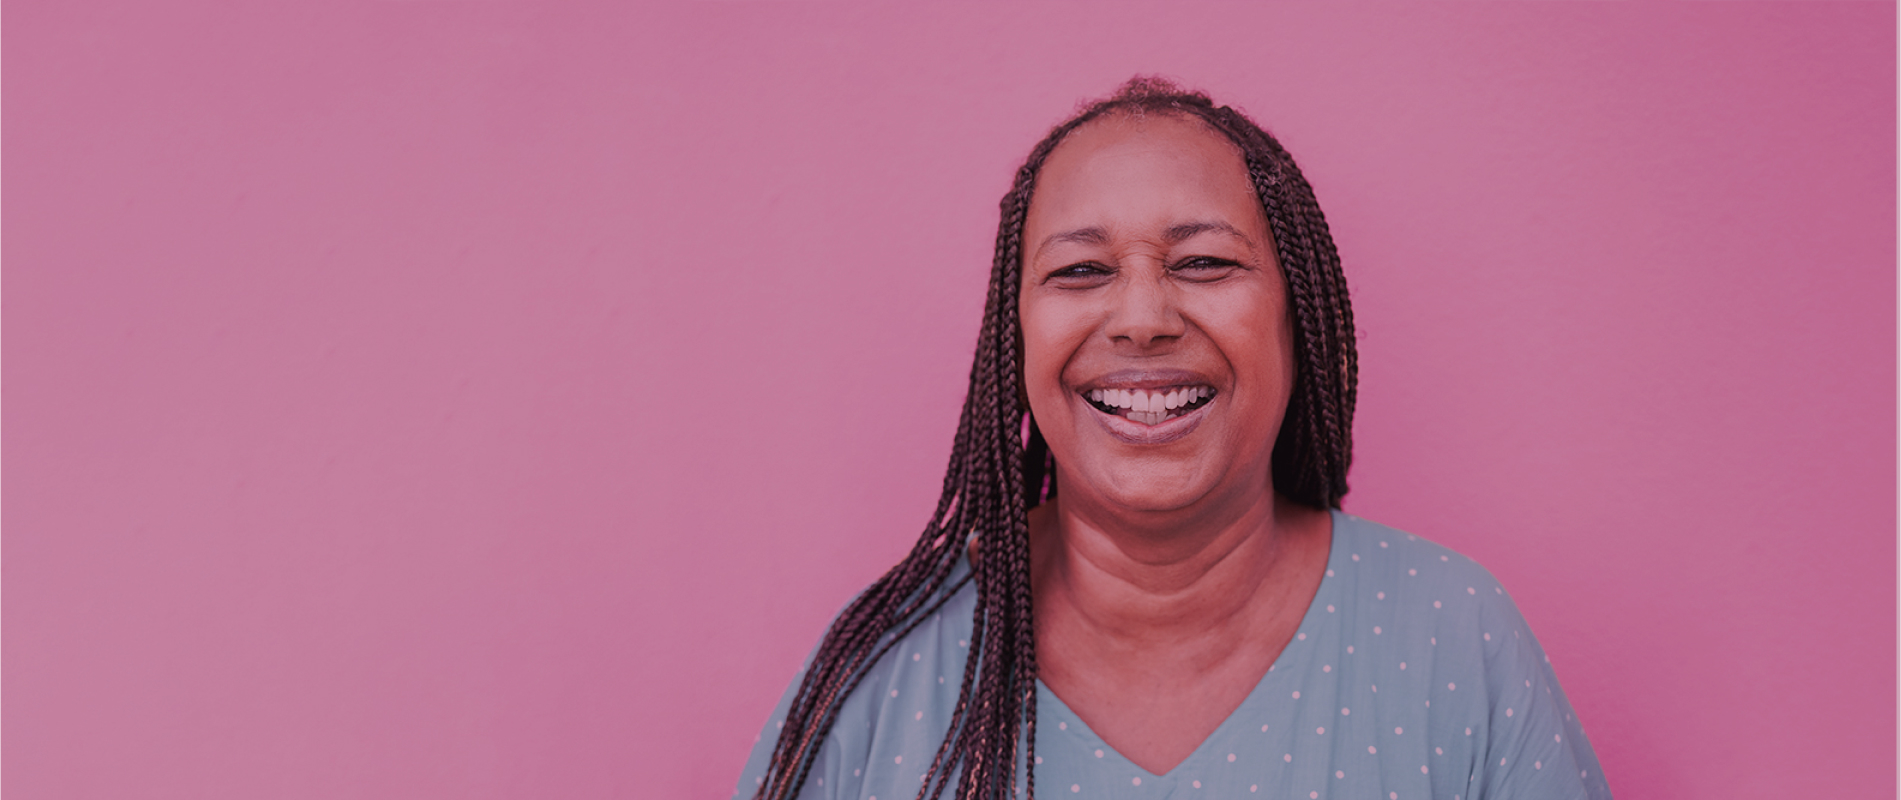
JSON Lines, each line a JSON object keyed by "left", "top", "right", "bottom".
{"left": 738, "top": 78, "right": 1610, "bottom": 800}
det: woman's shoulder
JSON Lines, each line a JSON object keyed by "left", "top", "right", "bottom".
{"left": 1322, "top": 510, "right": 1540, "bottom": 665}
{"left": 735, "top": 563, "right": 979, "bottom": 799}
{"left": 1327, "top": 509, "right": 1513, "bottom": 603}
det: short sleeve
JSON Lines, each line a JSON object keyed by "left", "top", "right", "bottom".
{"left": 736, "top": 661, "right": 871, "bottom": 800}
{"left": 734, "top": 663, "right": 802, "bottom": 800}
{"left": 1470, "top": 585, "right": 1613, "bottom": 800}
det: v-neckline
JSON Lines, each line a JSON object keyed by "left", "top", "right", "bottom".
{"left": 1033, "top": 509, "right": 1342, "bottom": 780}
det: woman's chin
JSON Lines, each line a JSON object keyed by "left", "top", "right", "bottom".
{"left": 1073, "top": 463, "right": 1219, "bottom": 516}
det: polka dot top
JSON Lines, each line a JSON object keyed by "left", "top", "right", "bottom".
{"left": 739, "top": 510, "right": 1612, "bottom": 800}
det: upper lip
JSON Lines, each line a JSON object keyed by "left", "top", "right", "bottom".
{"left": 1075, "top": 368, "right": 1217, "bottom": 392}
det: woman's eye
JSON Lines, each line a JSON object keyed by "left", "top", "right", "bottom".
{"left": 1048, "top": 263, "right": 1112, "bottom": 281}
{"left": 1172, "top": 257, "right": 1241, "bottom": 280}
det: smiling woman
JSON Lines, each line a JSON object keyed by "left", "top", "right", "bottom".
{"left": 738, "top": 78, "right": 1611, "bottom": 800}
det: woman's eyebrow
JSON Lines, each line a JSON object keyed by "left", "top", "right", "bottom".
{"left": 1164, "top": 220, "right": 1247, "bottom": 244}
{"left": 1038, "top": 226, "right": 1110, "bottom": 252}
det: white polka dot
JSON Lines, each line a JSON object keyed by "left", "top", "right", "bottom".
{"left": 1433, "top": 601, "right": 1442, "bottom": 609}
{"left": 916, "top": 711, "right": 924, "bottom": 720}
{"left": 1377, "top": 592, "right": 1386, "bottom": 600}
{"left": 913, "top": 653, "right": 921, "bottom": 661}
{"left": 1496, "top": 587, "right": 1503, "bottom": 594}
{"left": 1555, "top": 734, "right": 1562, "bottom": 743}
{"left": 776, "top": 720, "right": 784, "bottom": 729}
{"left": 890, "top": 689, "right": 899, "bottom": 697}
{"left": 1297, "top": 632, "right": 1306, "bottom": 640}
{"left": 1506, "top": 708, "right": 1514, "bottom": 717}
{"left": 895, "top": 755, "right": 903, "bottom": 764}
{"left": 1368, "top": 745, "right": 1377, "bottom": 754}
{"left": 1293, "top": 691, "right": 1301, "bottom": 699}
{"left": 1341, "top": 707, "right": 1350, "bottom": 716}
{"left": 1380, "top": 541, "right": 1389, "bottom": 548}
{"left": 1327, "top": 570, "right": 1335, "bottom": 577}
{"left": 1371, "top": 684, "right": 1378, "bottom": 692}
{"left": 938, "top": 676, "right": 945, "bottom": 684}
{"left": 959, "top": 639, "right": 968, "bottom": 647}
{"left": 1194, "top": 781, "right": 1202, "bottom": 789}
{"left": 1448, "top": 682, "right": 1457, "bottom": 691}
{"left": 1400, "top": 661, "right": 1407, "bottom": 670}
{"left": 1352, "top": 554, "right": 1360, "bottom": 561}
{"left": 1228, "top": 753, "right": 1236, "bottom": 762}
{"left": 1336, "top": 771, "right": 1344, "bottom": 779}
{"left": 818, "top": 778, "right": 824, "bottom": 787}
{"left": 1421, "top": 766, "right": 1429, "bottom": 774}
{"left": 756, "top": 777, "right": 764, "bottom": 785}
{"left": 1467, "top": 587, "right": 1476, "bottom": 595}
{"left": 1535, "top": 761, "right": 1543, "bottom": 770}
{"left": 1327, "top": 604, "right": 1336, "bottom": 613}
{"left": 1465, "top": 727, "right": 1472, "bottom": 735}
{"left": 1133, "top": 777, "right": 1142, "bottom": 786}
{"left": 1484, "top": 633, "right": 1492, "bottom": 641}
{"left": 1036, "top": 756, "right": 1044, "bottom": 764}
{"left": 1390, "top": 793, "right": 1398, "bottom": 800}
{"left": 1262, "top": 725, "right": 1270, "bottom": 732}
{"left": 1285, "top": 754, "right": 1293, "bottom": 762}
{"left": 1435, "top": 747, "right": 1443, "bottom": 755}
{"left": 855, "top": 769, "right": 862, "bottom": 776}
{"left": 1059, "top": 721, "right": 1067, "bottom": 730}
{"left": 1095, "top": 749, "right": 1104, "bottom": 758}
{"left": 1582, "top": 771, "right": 1588, "bottom": 778}
{"left": 1395, "top": 726, "right": 1404, "bottom": 735}
{"left": 1070, "top": 785, "right": 1079, "bottom": 793}
{"left": 1500, "top": 758, "right": 1507, "bottom": 766}
{"left": 1373, "top": 626, "right": 1382, "bottom": 635}
{"left": 1431, "top": 637, "right": 1437, "bottom": 646}
{"left": 1317, "top": 727, "right": 1326, "bottom": 735}
{"left": 1323, "top": 664, "right": 1332, "bottom": 673}
{"left": 1347, "top": 646, "right": 1355, "bottom": 654}
{"left": 1441, "top": 555, "right": 1449, "bottom": 561}
{"left": 1409, "top": 569, "right": 1417, "bottom": 576}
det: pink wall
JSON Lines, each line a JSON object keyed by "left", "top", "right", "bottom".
{"left": 7, "top": 3, "right": 1893, "bottom": 798}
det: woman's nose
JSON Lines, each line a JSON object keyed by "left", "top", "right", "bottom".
{"left": 1103, "top": 270, "right": 1185, "bottom": 348}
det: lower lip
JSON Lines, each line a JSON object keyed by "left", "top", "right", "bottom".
{"left": 1086, "top": 398, "right": 1211, "bottom": 445}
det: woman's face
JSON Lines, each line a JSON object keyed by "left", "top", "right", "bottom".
{"left": 1020, "top": 113, "right": 1294, "bottom": 517}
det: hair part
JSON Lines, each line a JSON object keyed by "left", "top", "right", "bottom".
{"left": 754, "top": 76, "right": 1357, "bottom": 800}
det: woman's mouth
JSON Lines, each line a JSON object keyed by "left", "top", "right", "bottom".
{"left": 1083, "top": 385, "right": 1217, "bottom": 426}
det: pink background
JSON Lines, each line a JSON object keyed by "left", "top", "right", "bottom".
{"left": 7, "top": 3, "right": 1894, "bottom": 798}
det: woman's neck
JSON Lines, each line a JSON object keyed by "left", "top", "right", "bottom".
{"left": 1030, "top": 487, "right": 1330, "bottom": 653}
{"left": 1026, "top": 486, "right": 1333, "bottom": 774}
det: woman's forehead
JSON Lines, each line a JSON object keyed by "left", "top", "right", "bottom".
{"left": 1029, "top": 113, "right": 1263, "bottom": 237}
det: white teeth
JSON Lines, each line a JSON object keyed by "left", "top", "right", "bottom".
{"left": 1087, "top": 385, "right": 1214, "bottom": 415}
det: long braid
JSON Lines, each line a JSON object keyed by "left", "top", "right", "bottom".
{"left": 755, "top": 77, "right": 1357, "bottom": 800}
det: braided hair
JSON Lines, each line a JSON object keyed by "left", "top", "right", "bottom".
{"left": 753, "top": 76, "right": 1358, "bottom": 800}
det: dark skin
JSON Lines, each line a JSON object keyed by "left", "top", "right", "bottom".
{"left": 1013, "top": 113, "right": 1333, "bottom": 775}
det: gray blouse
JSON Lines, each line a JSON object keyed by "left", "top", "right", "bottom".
{"left": 739, "top": 510, "right": 1612, "bottom": 800}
